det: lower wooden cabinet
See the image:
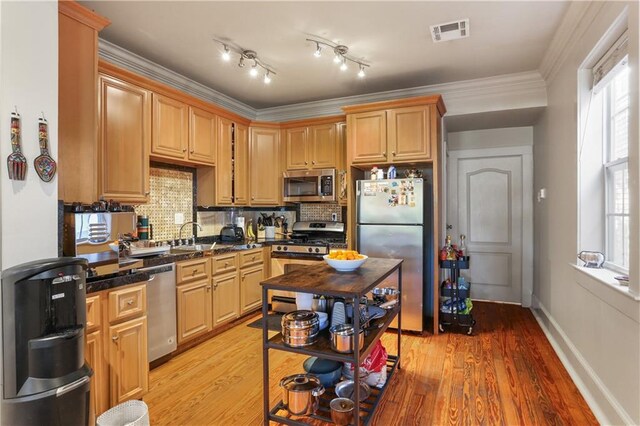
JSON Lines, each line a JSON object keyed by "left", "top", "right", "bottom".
{"left": 240, "top": 265, "right": 264, "bottom": 314}
{"left": 86, "top": 330, "right": 107, "bottom": 421}
{"left": 177, "top": 279, "right": 213, "bottom": 344}
{"left": 212, "top": 272, "right": 240, "bottom": 327}
{"left": 108, "top": 316, "right": 149, "bottom": 404}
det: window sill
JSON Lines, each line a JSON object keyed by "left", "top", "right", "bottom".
{"left": 571, "top": 263, "right": 640, "bottom": 323}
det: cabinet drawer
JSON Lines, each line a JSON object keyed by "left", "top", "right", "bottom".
{"left": 86, "top": 295, "right": 101, "bottom": 332}
{"left": 239, "top": 249, "right": 264, "bottom": 268}
{"left": 108, "top": 284, "right": 146, "bottom": 323}
{"left": 211, "top": 253, "right": 237, "bottom": 275}
{"left": 177, "top": 258, "right": 210, "bottom": 283}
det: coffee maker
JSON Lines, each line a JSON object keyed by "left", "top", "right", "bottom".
{"left": 1, "top": 258, "right": 92, "bottom": 425}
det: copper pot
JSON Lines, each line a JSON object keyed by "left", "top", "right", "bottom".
{"left": 280, "top": 374, "right": 325, "bottom": 416}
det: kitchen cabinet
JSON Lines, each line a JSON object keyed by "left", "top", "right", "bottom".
{"left": 284, "top": 124, "right": 337, "bottom": 171}
{"left": 249, "top": 127, "right": 280, "bottom": 205}
{"left": 337, "top": 122, "right": 348, "bottom": 206}
{"left": 189, "top": 107, "right": 217, "bottom": 165}
{"left": 151, "top": 94, "right": 189, "bottom": 160}
{"left": 344, "top": 97, "right": 445, "bottom": 166}
{"left": 108, "top": 316, "right": 148, "bottom": 405}
{"left": 98, "top": 73, "right": 151, "bottom": 203}
{"left": 239, "top": 265, "right": 264, "bottom": 315}
{"left": 212, "top": 272, "right": 240, "bottom": 327}
{"left": 176, "top": 279, "right": 213, "bottom": 343}
{"left": 86, "top": 330, "right": 106, "bottom": 421}
{"left": 58, "top": 2, "right": 109, "bottom": 204}
{"left": 235, "top": 124, "right": 250, "bottom": 205}
{"left": 214, "top": 119, "right": 248, "bottom": 205}
{"left": 176, "top": 258, "right": 212, "bottom": 344}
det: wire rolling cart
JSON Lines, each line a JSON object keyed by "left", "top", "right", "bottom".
{"left": 438, "top": 256, "right": 476, "bottom": 335}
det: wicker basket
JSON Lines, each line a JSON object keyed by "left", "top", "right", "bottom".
{"left": 97, "top": 400, "right": 150, "bottom": 426}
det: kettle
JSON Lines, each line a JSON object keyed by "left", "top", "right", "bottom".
{"left": 220, "top": 224, "right": 244, "bottom": 242}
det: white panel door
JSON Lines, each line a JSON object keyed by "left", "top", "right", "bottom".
{"left": 456, "top": 156, "right": 523, "bottom": 303}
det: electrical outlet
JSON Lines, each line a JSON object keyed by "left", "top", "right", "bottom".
{"left": 174, "top": 213, "right": 185, "bottom": 225}
{"left": 331, "top": 213, "right": 338, "bottom": 221}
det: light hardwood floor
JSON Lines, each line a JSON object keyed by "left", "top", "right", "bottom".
{"left": 144, "top": 302, "right": 597, "bottom": 425}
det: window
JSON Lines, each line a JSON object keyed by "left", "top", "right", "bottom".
{"left": 603, "top": 66, "right": 629, "bottom": 271}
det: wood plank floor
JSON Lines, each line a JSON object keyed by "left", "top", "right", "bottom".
{"left": 144, "top": 302, "right": 597, "bottom": 425}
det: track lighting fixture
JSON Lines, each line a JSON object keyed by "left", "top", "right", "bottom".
{"left": 306, "top": 38, "right": 370, "bottom": 79}
{"left": 214, "top": 40, "right": 276, "bottom": 85}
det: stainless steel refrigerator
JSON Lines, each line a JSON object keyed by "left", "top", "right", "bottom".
{"left": 356, "top": 178, "right": 433, "bottom": 333}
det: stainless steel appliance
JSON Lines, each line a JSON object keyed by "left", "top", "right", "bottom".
{"left": 143, "top": 263, "right": 177, "bottom": 362}
{"left": 270, "top": 221, "right": 346, "bottom": 312}
{"left": 283, "top": 169, "right": 336, "bottom": 203}
{"left": 356, "top": 178, "right": 433, "bottom": 333}
{"left": 1, "top": 258, "right": 92, "bottom": 425}
{"left": 63, "top": 211, "right": 139, "bottom": 276}
{"left": 220, "top": 224, "right": 245, "bottom": 242}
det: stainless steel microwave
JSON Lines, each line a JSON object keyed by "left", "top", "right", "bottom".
{"left": 283, "top": 169, "right": 336, "bottom": 203}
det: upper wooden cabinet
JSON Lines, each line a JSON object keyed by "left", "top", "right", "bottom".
{"left": 284, "top": 124, "right": 337, "bottom": 171}
{"left": 98, "top": 74, "right": 151, "bottom": 203}
{"left": 58, "top": 2, "right": 109, "bottom": 204}
{"left": 216, "top": 117, "right": 234, "bottom": 205}
{"left": 235, "top": 124, "right": 250, "bottom": 205}
{"left": 249, "top": 127, "right": 280, "bottom": 205}
{"left": 343, "top": 96, "right": 446, "bottom": 166}
{"left": 189, "top": 107, "right": 217, "bottom": 165}
{"left": 151, "top": 94, "right": 189, "bottom": 160}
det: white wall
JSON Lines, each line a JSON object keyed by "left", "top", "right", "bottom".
{"left": 448, "top": 126, "right": 533, "bottom": 151}
{"left": 533, "top": 2, "right": 640, "bottom": 425}
{"left": 0, "top": 1, "right": 59, "bottom": 270}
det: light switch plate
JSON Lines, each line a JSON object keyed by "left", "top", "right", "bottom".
{"left": 174, "top": 212, "right": 185, "bottom": 225}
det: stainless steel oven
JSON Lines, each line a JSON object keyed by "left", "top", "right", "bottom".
{"left": 283, "top": 169, "right": 336, "bottom": 203}
{"left": 269, "top": 221, "right": 346, "bottom": 312}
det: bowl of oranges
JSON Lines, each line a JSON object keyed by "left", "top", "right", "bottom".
{"left": 323, "top": 250, "right": 368, "bottom": 272}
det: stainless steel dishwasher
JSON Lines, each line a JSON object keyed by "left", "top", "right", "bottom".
{"left": 143, "top": 263, "right": 177, "bottom": 362}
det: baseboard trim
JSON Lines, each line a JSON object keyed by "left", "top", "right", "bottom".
{"left": 530, "top": 295, "right": 635, "bottom": 425}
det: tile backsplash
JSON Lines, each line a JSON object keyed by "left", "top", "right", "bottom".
{"left": 134, "top": 167, "right": 194, "bottom": 241}
{"left": 197, "top": 209, "right": 297, "bottom": 238}
{"left": 300, "top": 203, "right": 342, "bottom": 222}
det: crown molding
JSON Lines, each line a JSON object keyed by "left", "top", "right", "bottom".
{"left": 539, "top": 1, "right": 607, "bottom": 84}
{"left": 98, "top": 39, "right": 257, "bottom": 120}
{"left": 99, "top": 38, "right": 546, "bottom": 124}
{"left": 258, "top": 71, "right": 547, "bottom": 122}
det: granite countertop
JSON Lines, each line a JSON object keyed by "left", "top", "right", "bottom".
{"left": 86, "top": 270, "right": 150, "bottom": 294}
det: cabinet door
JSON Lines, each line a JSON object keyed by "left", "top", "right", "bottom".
{"left": 336, "top": 122, "right": 348, "bottom": 206}
{"left": 98, "top": 75, "right": 150, "bottom": 203}
{"left": 216, "top": 117, "right": 234, "bottom": 205}
{"left": 151, "top": 94, "right": 188, "bottom": 160}
{"left": 387, "top": 105, "right": 432, "bottom": 162}
{"left": 177, "top": 279, "right": 213, "bottom": 343}
{"left": 240, "top": 265, "right": 264, "bottom": 315}
{"left": 212, "top": 272, "right": 240, "bottom": 327}
{"left": 347, "top": 110, "right": 387, "bottom": 164}
{"left": 189, "top": 107, "right": 217, "bottom": 165}
{"left": 86, "top": 330, "right": 107, "bottom": 419}
{"left": 309, "top": 124, "right": 336, "bottom": 169}
{"left": 234, "top": 123, "right": 250, "bottom": 205}
{"left": 108, "top": 316, "right": 148, "bottom": 405}
{"left": 249, "top": 127, "right": 280, "bottom": 205}
{"left": 284, "top": 127, "right": 308, "bottom": 170}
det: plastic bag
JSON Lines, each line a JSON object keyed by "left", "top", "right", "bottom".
{"left": 343, "top": 341, "right": 388, "bottom": 388}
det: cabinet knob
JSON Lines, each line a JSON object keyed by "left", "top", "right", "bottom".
{"left": 190, "top": 150, "right": 194, "bottom": 154}
{"left": 383, "top": 151, "right": 386, "bottom": 156}
{"left": 206, "top": 285, "right": 211, "bottom": 291}
{"left": 305, "top": 161, "right": 308, "bottom": 165}
{"left": 192, "top": 270, "right": 197, "bottom": 275}
{"left": 252, "top": 256, "right": 256, "bottom": 261}
{"left": 112, "top": 335, "right": 119, "bottom": 342}
{"left": 213, "top": 283, "right": 218, "bottom": 289}
{"left": 224, "top": 262, "right": 228, "bottom": 267}
{"left": 252, "top": 197, "right": 255, "bottom": 200}
{"left": 144, "top": 191, "right": 150, "bottom": 196}
{"left": 182, "top": 148, "right": 187, "bottom": 152}
{"left": 127, "top": 300, "right": 133, "bottom": 306}
{"left": 392, "top": 151, "right": 396, "bottom": 156}
{"left": 311, "top": 161, "right": 315, "bottom": 165}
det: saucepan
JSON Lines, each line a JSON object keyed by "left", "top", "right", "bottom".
{"left": 280, "top": 374, "right": 325, "bottom": 416}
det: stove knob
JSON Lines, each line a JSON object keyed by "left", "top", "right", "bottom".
{"left": 315, "top": 248, "right": 320, "bottom": 253}
{"left": 308, "top": 247, "right": 313, "bottom": 253}
{"left": 276, "top": 246, "right": 281, "bottom": 251}
{"left": 283, "top": 247, "right": 288, "bottom": 251}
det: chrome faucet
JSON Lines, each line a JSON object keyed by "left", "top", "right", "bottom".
{"left": 178, "top": 221, "right": 203, "bottom": 243}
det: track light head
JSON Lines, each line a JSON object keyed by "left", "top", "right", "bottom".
{"left": 358, "top": 65, "right": 366, "bottom": 78}
{"left": 221, "top": 45, "right": 231, "bottom": 61}
{"left": 264, "top": 72, "right": 271, "bottom": 84}
{"left": 238, "top": 56, "right": 245, "bottom": 68}
{"left": 314, "top": 43, "right": 322, "bottom": 58}
{"left": 249, "top": 61, "right": 259, "bottom": 77}
{"left": 340, "top": 58, "right": 348, "bottom": 71}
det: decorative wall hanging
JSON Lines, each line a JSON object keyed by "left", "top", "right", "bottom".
{"left": 34, "top": 113, "right": 56, "bottom": 182}
{"left": 7, "top": 108, "right": 27, "bottom": 181}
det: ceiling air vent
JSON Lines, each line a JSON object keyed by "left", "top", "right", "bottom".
{"left": 430, "top": 19, "right": 470, "bottom": 43}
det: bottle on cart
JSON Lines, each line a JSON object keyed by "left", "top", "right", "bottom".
{"left": 458, "top": 234, "right": 467, "bottom": 259}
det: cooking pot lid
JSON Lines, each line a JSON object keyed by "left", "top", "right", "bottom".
{"left": 282, "top": 310, "right": 318, "bottom": 327}
{"left": 281, "top": 374, "right": 322, "bottom": 392}
{"left": 303, "top": 357, "right": 342, "bottom": 375}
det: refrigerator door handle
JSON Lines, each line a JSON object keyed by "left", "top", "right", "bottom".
{"left": 55, "top": 376, "right": 90, "bottom": 397}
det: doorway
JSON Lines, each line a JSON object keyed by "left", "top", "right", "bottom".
{"left": 447, "top": 146, "right": 533, "bottom": 306}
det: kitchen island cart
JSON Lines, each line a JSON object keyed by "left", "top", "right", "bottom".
{"left": 439, "top": 257, "right": 475, "bottom": 334}
{"left": 260, "top": 258, "right": 403, "bottom": 425}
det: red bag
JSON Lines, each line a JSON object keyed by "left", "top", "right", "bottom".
{"left": 343, "top": 341, "right": 388, "bottom": 388}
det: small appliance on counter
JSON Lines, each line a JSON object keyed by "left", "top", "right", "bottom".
{"left": 220, "top": 224, "right": 245, "bottom": 242}
{"left": 283, "top": 169, "right": 336, "bottom": 203}
{"left": 63, "top": 211, "right": 142, "bottom": 276}
{"left": 1, "top": 258, "right": 92, "bottom": 425}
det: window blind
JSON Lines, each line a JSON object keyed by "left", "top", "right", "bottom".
{"left": 592, "top": 30, "right": 628, "bottom": 93}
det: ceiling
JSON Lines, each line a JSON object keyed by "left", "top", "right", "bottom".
{"left": 82, "top": 1, "right": 568, "bottom": 109}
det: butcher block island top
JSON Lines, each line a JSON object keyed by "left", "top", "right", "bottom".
{"left": 260, "top": 257, "right": 403, "bottom": 297}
